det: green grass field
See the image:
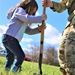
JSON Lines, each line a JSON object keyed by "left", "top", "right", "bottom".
{"left": 0, "top": 57, "right": 62, "bottom": 75}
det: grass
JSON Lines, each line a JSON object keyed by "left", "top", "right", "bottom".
{"left": 0, "top": 57, "right": 62, "bottom": 75}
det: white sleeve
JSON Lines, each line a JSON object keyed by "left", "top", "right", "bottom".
{"left": 25, "top": 26, "right": 40, "bottom": 35}
{"left": 14, "top": 7, "right": 42, "bottom": 23}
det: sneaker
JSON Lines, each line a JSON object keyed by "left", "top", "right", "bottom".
{"left": 10, "top": 65, "right": 18, "bottom": 72}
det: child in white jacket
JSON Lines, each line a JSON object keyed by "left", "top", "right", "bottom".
{"left": 2, "top": 0, "right": 47, "bottom": 73}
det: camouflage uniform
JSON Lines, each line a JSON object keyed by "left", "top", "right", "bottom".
{"left": 51, "top": 0, "right": 75, "bottom": 75}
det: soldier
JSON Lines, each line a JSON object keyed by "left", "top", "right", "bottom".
{"left": 42, "top": 0, "right": 75, "bottom": 75}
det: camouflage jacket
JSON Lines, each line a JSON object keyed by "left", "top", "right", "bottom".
{"left": 52, "top": 0, "right": 74, "bottom": 14}
{"left": 52, "top": 0, "right": 75, "bottom": 21}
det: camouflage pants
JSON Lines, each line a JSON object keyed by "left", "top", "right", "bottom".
{"left": 58, "top": 21, "right": 75, "bottom": 75}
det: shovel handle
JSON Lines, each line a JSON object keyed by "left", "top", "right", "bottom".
{"left": 39, "top": 7, "right": 46, "bottom": 75}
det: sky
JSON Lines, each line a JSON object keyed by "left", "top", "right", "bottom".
{"left": 0, "top": 0, "right": 68, "bottom": 52}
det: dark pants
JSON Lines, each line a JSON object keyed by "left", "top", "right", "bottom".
{"left": 2, "top": 34, "right": 25, "bottom": 69}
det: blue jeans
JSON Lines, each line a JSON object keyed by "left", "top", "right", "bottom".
{"left": 2, "top": 34, "right": 25, "bottom": 70}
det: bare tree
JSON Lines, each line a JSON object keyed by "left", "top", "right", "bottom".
{"left": 31, "top": 45, "right": 39, "bottom": 62}
{"left": 43, "top": 46, "right": 59, "bottom": 66}
{"left": 24, "top": 43, "right": 59, "bottom": 66}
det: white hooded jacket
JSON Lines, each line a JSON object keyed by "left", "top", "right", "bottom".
{"left": 5, "top": 7, "right": 42, "bottom": 41}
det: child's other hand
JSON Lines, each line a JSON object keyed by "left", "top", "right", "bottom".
{"left": 38, "top": 24, "right": 46, "bottom": 32}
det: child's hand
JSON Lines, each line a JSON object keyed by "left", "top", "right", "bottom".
{"left": 38, "top": 24, "right": 46, "bottom": 32}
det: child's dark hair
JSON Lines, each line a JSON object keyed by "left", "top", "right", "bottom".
{"left": 18, "top": 0, "right": 38, "bottom": 15}
{"left": 7, "top": 0, "right": 38, "bottom": 16}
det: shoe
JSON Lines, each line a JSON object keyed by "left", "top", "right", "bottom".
{"left": 10, "top": 65, "right": 18, "bottom": 72}
{"left": 10, "top": 65, "right": 22, "bottom": 73}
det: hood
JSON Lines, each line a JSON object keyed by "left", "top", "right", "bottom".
{"left": 7, "top": 7, "right": 17, "bottom": 19}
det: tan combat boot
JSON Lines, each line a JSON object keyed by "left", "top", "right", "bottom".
{"left": 60, "top": 68, "right": 66, "bottom": 75}
{"left": 66, "top": 72, "right": 72, "bottom": 75}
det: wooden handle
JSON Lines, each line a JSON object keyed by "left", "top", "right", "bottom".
{"left": 40, "top": 7, "right": 46, "bottom": 54}
{"left": 39, "top": 7, "right": 46, "bottom": 74}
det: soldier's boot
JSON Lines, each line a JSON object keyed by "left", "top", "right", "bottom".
{"left": 61, "top": 71, "right": 73, "bottom": 75}
{"left": 60, "top": 68, "right": 66, "bottom": 75}
{"left": 66, "top": 72, "right": 72, "bottom": 75}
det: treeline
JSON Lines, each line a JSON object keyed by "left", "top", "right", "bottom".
{"left": 25, "top": 45, "right": 59, "bottom": 66}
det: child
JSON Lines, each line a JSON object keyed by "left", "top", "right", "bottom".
{"left": 2, "top": 0, "right": 47, "bottom": 72}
